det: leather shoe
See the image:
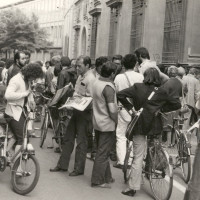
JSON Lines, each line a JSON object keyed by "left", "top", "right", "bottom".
{"left": 113, "top": 163, "right": 123, "bottom": 169}
{"left": 107, "top": 178, "right": 115, "bottom": 184}
{"left": 122, "top": 189, "right": 136, "bottom": 197}
{"left": 91, "top": 183, "right": 111, "bottom": 188}
{"left": 69, "top": 171, "right": 83, "bottom": 176}
{"left": 50, "top": 166, "right": 67, "bottom": 172}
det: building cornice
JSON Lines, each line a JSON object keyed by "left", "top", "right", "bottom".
{"left": 0, "top": 0, "right": 35, "bottom": 9}
{"left": 73, "top": 25, "right": 81, "bottom": 30}
{"left": 89, "top": 8, "right": 102, "bottom": 16}
{"left": 106, "top": 0, "right": 122, "bottom": 8}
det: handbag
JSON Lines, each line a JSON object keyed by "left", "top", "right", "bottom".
{"left": 180, "top": 87, "right": 190, "bottom": 114}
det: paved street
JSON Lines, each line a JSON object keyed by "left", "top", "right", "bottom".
{"left": 0, "top": 122, "right": 192, "bottom": 200}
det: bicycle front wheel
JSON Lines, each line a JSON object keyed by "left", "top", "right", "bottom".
{"left": 11, "top": 154, "right": 40, "bottom": 195}
{"left": 55, "top": 122, "right": 64, "bottom": 152}
{"left": 123, "top": 141, "right": 133, "bottom": 183}
{"left": 149, "top": 147, "right": 173, "bottom": 200}
{"left": 40, "top": 114, "right": 48, "bottom": 148}
{"left": 178, "top": 133, "right": 191, "bottom": 183}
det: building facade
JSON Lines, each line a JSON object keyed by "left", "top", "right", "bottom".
{"left": 63, "top": 0, "right": 200, "bottom": 65}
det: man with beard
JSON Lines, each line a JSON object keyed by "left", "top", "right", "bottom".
{"left": 7, "top": 51, "right": 26, "bottom": 85}
{"left": 24, "top": 50, "right": 31, "bottom": 65}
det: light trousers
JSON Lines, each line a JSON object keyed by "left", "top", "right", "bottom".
{"left": 116, "top": 110, "right": 130, "bottom": 165}
{"left": 129, "top": 134, "right": 146, "bottom": 190}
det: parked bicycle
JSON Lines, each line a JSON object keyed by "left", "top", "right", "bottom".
{"left": 170, "top": 117, "right": 198, "bottom": 183}
{"left": 123, "top": 109, "right": 173, "bottom": 200}
{"left": 0, "top": 104, "right": 40, "bottom": 195}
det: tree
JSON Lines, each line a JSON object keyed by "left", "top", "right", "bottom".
{"left": 0, "top": 9, "right": 51, "bottom": 52}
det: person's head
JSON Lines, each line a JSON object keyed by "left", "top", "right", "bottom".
{"left": 101, "top": 61, "right": 117, "bottom": 80}
{"left": 0, "top": 61, "right": 5, "bottom": 68}
{"left": 143, "top": 67, "right": 161, "bottom": 87}
{"left": 167, "top": 65, "right": 178, "bottom": 78}
{"left": 35, "top": 61, "right": 43, "bottom": 67}
{"left": 45, "top": 61, "right": 50, "bottom": 69}
{"left": 1, "top": 58, "right": 6, "bottom": 62}
{"left": 71, "top": 59, "right": 76, "bottom": 66}
{"left": 189, "top": 68, "right": 197, "bottom": 76}
{"left": 122, "top": 54, "right": 137, "bottom": 70}
{"left": 23, "top": 50, "right": 31, "bottom": 64}
{"left": 51, "top": 55, "right": 61, "bottom": 67}
{"left": 135, "top": 47, "right": 150, "bottom": 65}
{"left": 6, "top": 58, "right": 14, "bottom": 69}
{"left": 61, "top": 56, "right": 71, "bottom": 68}
{"left": 177, "top": 67, "right": 185, "bottom": 78}
{"left": 14, "top": 51, "right": 26, "bottom": 67}
{"left": 112, "top": 55, "right": 123, "bottom": 73}
{"left": 54, "top": 65, "right": 62, "bottom": 77}
{"left": 95, "top": 56, "right": 108, "bottom": 74}
{"left": 21, "top": 63, "right": 44, "bottom": 83}
{"left": 76, "top": 56, "right": 91, "bottom": 76}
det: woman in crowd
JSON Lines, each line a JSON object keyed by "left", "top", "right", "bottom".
{"left": 4, "top": 63, "right": 44, "bottom": 160}
{"left": 117, "top": 67, "right": 181, "bottom": 197}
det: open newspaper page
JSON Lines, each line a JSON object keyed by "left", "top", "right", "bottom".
{"left": 48, "top": 83, "right": 73, "bottom": 107}
{"left": 60, "top": 96, "right": 93, "bottom": 111}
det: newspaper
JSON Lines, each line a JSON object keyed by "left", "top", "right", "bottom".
{"left": 48, "top": 83, "right": 73, "bottom": 107}
{"left": 60, "top": 96, "right": 93, "bottom": 111}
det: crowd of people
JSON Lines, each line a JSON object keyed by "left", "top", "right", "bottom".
{"left": 0, "top": 47, "right": 200, "bottom": 198}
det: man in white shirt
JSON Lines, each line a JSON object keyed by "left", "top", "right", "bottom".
{"left": 134, "top": 47, "right": 169, "bottom": 84}
{"left": 114, "top": 54, "right": 144, "bottom": 169}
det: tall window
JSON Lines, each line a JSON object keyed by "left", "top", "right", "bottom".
{"left": 108, "top": 7, "right": 120, "bottom": 56}
{"left": 90, "top": 16, "right": 99, "bottom": 61}
{"left": 74, "top": 29, "right": 80, "bottom": 58}
{"left": 130, "top": 0, "right": 145, "bottom": 53}
{"left": 162, "top": 0, "right": 187, "bottom": 63}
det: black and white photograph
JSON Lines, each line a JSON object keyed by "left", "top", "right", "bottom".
{"left": 0, "top": 0, "right": 200, "bottom": 199}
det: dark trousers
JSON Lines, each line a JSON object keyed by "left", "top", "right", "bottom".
{"left": 184, "top": 143, "right": 200, "bottom": 200}
{"left": 58, "top": 110, "right": 92, "bottom": 173}
{"left": 5, "top": 112, "right": 25, "bottom": 145}
{"left": 91, "top": 130, "right": 114, "bottom": 185}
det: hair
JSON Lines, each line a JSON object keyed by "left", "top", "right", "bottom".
{"left": 14, "top": 51, "right": 25, "bottom": 64}
{"left": 177, "top": 67, "right": 186, "bottom": 77}
{"left": 6, "top": 58, "right": 14, "bottom": 69}
{"left": 54, "top": 65, "right": 62, "bottom": 77}
{"left": 112, "top": 55, "right": 123, "bottom": 62}
{"left": 21, "top": 63, "right": 44, "bottom": 82}
{"left": 95, "top": 56, "right": 108, "bottom": 68}
{"left": 51, "top": 55, "right": 61, "bottom": 66}
{"left": 167, "top": 65, "right": 178, "bottom": 77}
{"left": 143, "top": 67, "right": 161, "bottom": 86}
{"left": 77, "top": 56, "right": 91, "bottom": 68}
{"left": 1, "top": 58, "right": 6, "bottom": 62}
{"left": 135, "top": 47, "right": 150, "bottom": 60}
{"left": 35, "top": 60, "right": 43, "bottom": 67}
{"left": 45, "top": 61, "right": 50, "bottom": 65}
{"left": 189, "top": 68, "right": 197, "bottom": 75}
{"left": 122, "top": 54, "right": 137, "bottom": 70}
{"left": 0, "top": 61, "right": 5, "bottom": 68}
{"left": 101, "top": 61, "right": 117, "bottom": 78}
{"left": 23, "top": 50, "right": 31, "bottom": 58}
{"left": 61, "top": 56, "right": 71, "bottom": 67}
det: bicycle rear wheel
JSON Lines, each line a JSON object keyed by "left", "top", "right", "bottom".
{"left": 178, "top": 133, "right": 191, "bottom": 183}
{"left": 123, "top": 141, "right": 133, "bottom": 183}
{"left": 55, "top": 122, "right": 64, "bottom": 152}
{"left": 11, "top": 154, "right": 40, "bottom": 195}
{"left": 40, "top": 114, "right": 48, "bottom": 148}
{"left": 149, "top": 146, "right": 173, "bottom": 200}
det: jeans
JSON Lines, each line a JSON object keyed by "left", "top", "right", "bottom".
{"left": 116, "top": 112, "right": 130, "bottom": 165}
{"left": 129, "top": 135, "right": 146, "bottom": 190}
{"left": 57, "top": 110, "right": 92, "bottom": 173}
{"left": 184, "top": 143, "right": 200, "bottom": 199}
{"left": 91, "top": 130, "right": 114, "bottom": 185}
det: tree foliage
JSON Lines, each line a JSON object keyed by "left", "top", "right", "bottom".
{"left": 0, "top": 9, "right": 51, "bottom": 51}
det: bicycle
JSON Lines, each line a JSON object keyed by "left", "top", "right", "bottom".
{"left": 0, "top": 104, "right": 40, "bottom": 195}
{"left": 170, "top": 117, "right": 197, "bottom": 183}
{"left": 40, "top": 93, "right": 72, "bottom": 152}
{"left": 123, "top": 109, "right": 173, "bottom": 200}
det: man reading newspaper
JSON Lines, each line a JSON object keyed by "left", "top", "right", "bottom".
{"left": 50, "top": 56, "right": 95, "bottom": 176}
